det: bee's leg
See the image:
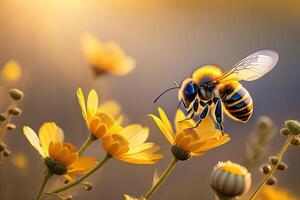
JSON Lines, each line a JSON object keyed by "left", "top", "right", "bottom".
{"left": 192, "top": 104, "right": 209, "bottom": 128}
{"left": 179, "top": 99, "right": 199, "bottom": 123}
{"left": 214, "top": 98, "right": 224, "bottom": 135}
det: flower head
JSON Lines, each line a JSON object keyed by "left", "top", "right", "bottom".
{"left": 149, "top": 107, "right": 230, "bottom": 160}
{"left": 211, "top": 161, "right": 251, "bottom": 199}
{"left": 81, "top": 33, "right": 135, "bottom": 77}
{"left": 77, "top": 88, "right": 122, "bottom": 139}
{"left": 23, "top": 122, "right": 96, "bottom": 180}
{"left": 101, "top": 124, "right": 163, "bottom": 164}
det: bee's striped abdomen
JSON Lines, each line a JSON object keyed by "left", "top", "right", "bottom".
{"left": 220, "top": 83, "right": 253, "bottom": 123}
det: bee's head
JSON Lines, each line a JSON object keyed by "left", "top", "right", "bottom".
{"left": 179, "top": 78, "right": 198, "bottom": 109}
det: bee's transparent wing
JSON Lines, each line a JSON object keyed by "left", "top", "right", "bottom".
{"left": 212, "top": 50, "right": 278, "bottom": 84}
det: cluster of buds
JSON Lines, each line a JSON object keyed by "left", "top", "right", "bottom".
{"left": 211, "top": 161, "right": 251, "bottom": 200}
{"left": 281, "top": 120, "right": 300, "bottom": 146}
{"left": 0, "top": 88, "right": 23, "bottom": 161}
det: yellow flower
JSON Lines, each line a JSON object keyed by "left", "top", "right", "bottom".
{"left": 1, "top": 60, "right": 21, "bottom": 83}
{"left": 257, "top": 187, "right": 298, "bottom": 200}
{"left": 23, "top": 122, "right": 97, "bottom": 180}
{"left": 81, "top": 33, "right": 135, "bottom": 77}
{"left": 149, "top": 107, "right": 230, "bottom": 160}
{"left": 101, "top": 124, "right": 163, "bottom": 164}
{"left": 77, "top": 88, "right": 122, "bottom": 139}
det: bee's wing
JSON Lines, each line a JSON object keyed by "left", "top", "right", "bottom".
{"left": 212, "top": 50, "right": 278, "bottom": 85}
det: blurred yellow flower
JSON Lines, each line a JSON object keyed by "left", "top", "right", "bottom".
{"left": 81, "top": 33, "right": 135, "bottom": 77}
{"left": 1, "top": 60, "right": 21, "bottom": 83}
{"left": 149, "top": 107, "right": 230, "bottom": 160}
{"left": 257, "top": 187, "right": 298, "bottom": 200}
{"left": 11, "top": 153, "right": 28, "bottom": 169}
{"left": 124, "top": 194, "right": 145, "bottom": 200}
{"left": 77, "top": 88, "right": 122, "bottom": 139}
{"left": 101, "top": 124, "right": 163, "bottom": 164}
{"left": 23, "top": 122, "right": 97, "bottom": 180}
{"left": 99, "top": 100, "right": 124, "bottom": 125}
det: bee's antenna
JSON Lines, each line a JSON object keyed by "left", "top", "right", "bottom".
{"left": 172, "top": 81, "right": 179, "bottom": 87}
{"left": 154, "top": 85, "right": 180, "bottom": 103}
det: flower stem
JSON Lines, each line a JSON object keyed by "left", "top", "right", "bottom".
{"left": 51, "top": 153, "right": 111, "bottom": 194}
{"left": 144, "top": 157, "right": 178, "bottom": 200}
{"left": 35, "top": 170, "right": 53, "bottom": 200}
{"left": 248, "top": 134, "right": 292, "bottom": 200}
{"left": 78, "top": 134, "right": 96, "bottom": 156}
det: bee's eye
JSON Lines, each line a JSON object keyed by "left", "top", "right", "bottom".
{"left": 184, "top": 83, "right": 197, "bottom": 101}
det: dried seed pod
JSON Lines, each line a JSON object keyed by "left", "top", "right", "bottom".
{"left": 8, "top": 107, "right": 22, "bottom": 116}
{"left": 290, "top": 137, "right": 300, "bottom": 146}
{"left": 0, "top": 114, "right": 6, "bottom": 121}
{"left": 277, "top": 162, "right": 288, "bottom": 171}
{"left": 9, "top": 88, "right": 23, "bottom": 101}
{"left": 260, "top": 164, "right": 271, "bottom": 174}
{"left": 266, "top": 177, "right": 277, "bottom": 185}
{"left": 3, "top": 149, "right": 11, "bottom": 157}
{"left": 269, "top": 156, "right": 279, "bottom": 165}
{"left": 211, "top": 161, "right": 251, "bottom": 199}
{"left": 285, "top": 120, "right": 300, "bottom": 135}
{"left": 7, "top": 123, "right": 16, "bottom": 130}
{"left": 0, "top": 142, "right": 7, "bottom": 151}
{"left": 82, "top": 182, "right": 93, "bottom": 191}
{"left": 280, "top": 128, "right": 290, "bottom": 136}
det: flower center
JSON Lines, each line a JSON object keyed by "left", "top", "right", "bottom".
{"left": 44, "top": 157, "right": 68, "bottom": 175}
{"left": 171, "top": 145, "right": 191, "bottom": 161}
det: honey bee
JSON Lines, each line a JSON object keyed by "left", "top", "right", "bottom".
{"left": 154, "top": 50, "right": 279, "bottom": 133}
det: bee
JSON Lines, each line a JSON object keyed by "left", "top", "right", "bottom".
{"left": 154, "top": 50, "right": 279, "bottom": 133}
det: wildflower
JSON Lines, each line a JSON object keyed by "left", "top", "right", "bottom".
{"left": 81, "top": 33, "right": 135, "bottom": 77}
{"left": 23, "top": 122, "right": 96, "bottom": 179}
{"left": 257, "top": 187, "right": 298, "bottom": 200}
{"left": 143, "top": 107, "right": 230, "bottom": 199}
{"left": 101, "top": 124, "right": 163, "bottom": 164}
{"left": 1, "top": 60, "right": 21, "bottom": 83}
{"left": 149, "top": 107, "right": 230, "bottom": 160}
{"left": 211, "top": 161, "right": 251, "bottom": 200}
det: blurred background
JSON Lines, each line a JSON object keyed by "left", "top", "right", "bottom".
{"left": 0, "top": 0, "right": 299, "bottom": 199}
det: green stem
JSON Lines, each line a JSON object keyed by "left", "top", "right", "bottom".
{"left": 78, "top": 134, "right": 96, "bottom": 156}
{"left": 144, "top": 157, "right": 178, "bottom": 200}
{"left": 35, "top": 170, "right": 53, "bottom": 200}
{"left": 248, "top": 135, "right": 292, "bottom": 200}
{"left": 51, "top": 153, "right": 111, "bottom": 194}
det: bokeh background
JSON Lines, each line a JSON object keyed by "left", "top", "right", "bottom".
{"left": 0, "top": 0, "right": 299, "bottom": 199}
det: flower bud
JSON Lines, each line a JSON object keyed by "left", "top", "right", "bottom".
{"left": 171, "top": 145, "right": 191, "bottom": 161}
{"left": 7, "top": 123, "right": 16, "bottom": 130}
{"left": 290, "top": 137, "right": 300, "bottom": 146}
{"left": 285, "top": 120, "right": 300, "bottom": 135}
{"left": 211, "top": 161, "right": 251, "bottom": 199}
{"left": 266, "top": 177, "right": 277, "bottom": 185}
{"left": 9, "top": 89, "right": 23, "bottom": 101}
{"left": 0, "top": 142, "right": 7, "bottom": 151}
{"left": 269, "top": 156, "right": 279, "bottom": 165}
{"left": 260, "top": 164, "right": 271, "bottom": 174}
{"left": 280, "top": 128, "right": 290, "bottom": 136}
{"left": 82, "top": 182, "right": 93, "bottom": 191}
{"left": 8, "top": 107, "right": 22, "bottom": 116}
{"left": 3, "top": 149, "right": 11, "bottom": 157}
{"left": 0, "top": 114, "right": 6, "bottom": 121}
{"left": 277, "top": 162, "right": 288, "bottom": 171}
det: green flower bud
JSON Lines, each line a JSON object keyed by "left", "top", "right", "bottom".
{"left": 9, "top": 89, "right": 23, "bottom": 101}
{"left": 269, "top": 156, "right": 279, "bottom": 165}
{"left": 171, "top": 145, "right": 191, "bottom": 161}
{"left": 285, "top": 120, "right": 300, "bottom": 135}
{"left": 266, "top": 177, "right": 277, "bottom": 185}
{"left": 290, "top": 137, "right": 300, "bottom": 146}
{"left": 8, "top": 107, "right": 22, "bottom": 116}
{"left": 280, "top": 128, "right": 290, "bottom": 136}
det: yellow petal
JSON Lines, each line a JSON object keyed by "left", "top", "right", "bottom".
{"left": 118, "top": 124, "right": 143, "bottom": 139}
{"left": 55, "top": 147, "right": 69, "bottom": 164}
{"left": 77, "top": 88, "right": 87, "bottom": 121}
{"left": 175, "top": 109, "right": 195, "bottom": 131}
{"left": 108, "top": 56, "right": 135, "bottom": 76}
{"left": 68, "top": 157, "right": 97, "bottom": 174}
{"left": 148, "top": 114, "right": 174, "bottom": 144}
{"left": 158, "top": 107, "right": 174, "bottom": 135}
{"left": 126, "top": 142, "right": 155, "bottom": 155}
{"left": 196, "top": 115, "right": 215, "bottom": 133}
{"left": 63, "top": 153, "right": 78, "bottom": 167}
{"left": 39, "top": 122, "right": 64, "bottom": 154}
{"left": 99, "top": 100, "right": 121, "bottom": 118}
{"left": 87, "top": 89, "right": 98, "bottom": 116}
{"left": 23, "top": 126, "right": 47, "bottom": 158}
{"left": 126, "top": 127, "right": 149, "bottom": 147}
{"left": 96, "top": 111, "right": 116, "bottom": 129}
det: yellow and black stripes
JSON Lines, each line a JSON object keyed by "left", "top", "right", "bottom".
{"left": 221, "top": 84, "right": 253, "bottom": 122}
